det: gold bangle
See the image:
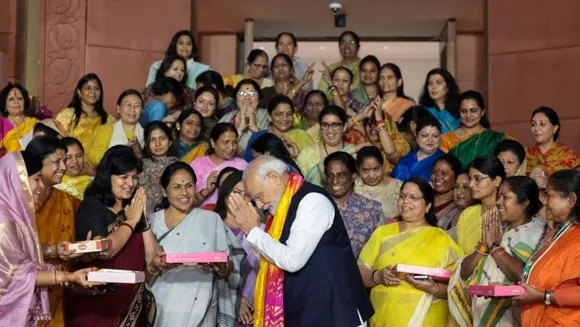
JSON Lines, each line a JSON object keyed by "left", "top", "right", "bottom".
{"left": 351, "top": 116, "right": 362, "bottom": 125}
{"left": 431, "top": 283, "right": 440, "bottom": 296}
{"left": 147, "top": 263, "right": 160, "bottom": 276}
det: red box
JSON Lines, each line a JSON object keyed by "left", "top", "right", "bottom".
{"left": 87, "top": 269, "right": 145, "bottom": 284}
{"left": 64, "top": 239, "right": 112, "bottom": 254}
{"left": 468, "top": 285, "right": 525, "bottom": 297}
{"left": 393, "top": 264, "right": 452, "bottom": 280}
{"left": 161, "top": 252, "right": 227, "bottom": 264}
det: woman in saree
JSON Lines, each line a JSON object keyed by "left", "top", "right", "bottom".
{"left": 318, "top": 31, "right": 362, "bottom": 97}
{"left": 56, "top": 73, "right": 116, "bottom": 154}
{"left": 0, "top": 83, "right": 38, "bottom": 152}
{"left": 431, "top": 155, "right": 462, "bottom": 227}
{"left": 143, "top": 55, "right": 195, "bottom": 112}
{"left": 440, "top": 172, "right": 476, "bottom": 242}
{"left": 300, "top": 90, "right": 329, "bottom": 142}
{"left": 214, "top": 169, "right": 262, "bottom": 326}
{"left": 396, "top": 105, "right": 433, "bottom": 151}
{"left": 319, "top": 66, "right": 364, "bottom": 115}
{"left": 324, "top": 151, "right": 385, "bottom": 258}
{"left": 192, "top": 86, "right": 219, "bottom": 142}
{"left": 24, "top": 136, "right": 83, "bottom": 326}
{"left": 138, "top": 121, "right": 179, "bottom": 213}
{"left": 146, "top": 30, "right": 210, "bottom": 89}
{"left": 88, "top": 89, "right": 145, "bottom": 166}
{"left": 526, "top": 106, "right": 580, "bottom": 189}
{"left": 392, "top": 115, "right": 445, "bottom": 182}
{"left": 195, "top": 70, "right": 237, "bottom": 119}
{"left": 379, "top": 63, "right": 415, "bottom": 122}
{"left": 190, "top": 123, "right": 247, "bottom": 207}
{"left": 68, "top": 145, "right": 174, "bottom": 327}
{"left": 54, "top": 137, "right": 92, "bottom": 200}
{"left": 448, "top": 176, "right": 549, "bottom": 327}
{"left": 354, "top": 146, "right": 403, "bottom": 220}
{"left": 358, "top": 177, "right": 462, "bottom": 326}
{"left": 173, "top": 109, "right": 208, "bottom": 163}
{"left": 494, "top": 139, "right": 528, "bottom": 177}
{"left": 296, "top": 105, "right": 357, "bottom": 187}
{"left": 351, "top": 96, "right": 410, "bottom": 174}
{"left": 150, "top": 162, "right": 243, "bottom": 327}
{"left": 351, "top": 55, "right": 380, "bottom": 106}
{"left": 223, "top": 49, "right": 273, "bottom": 89}
{"left": 0, "top": 151, "right": 96, "bottom": 327}
{"left": 516, "top": 169, "right": 580, "bottom": 326}
{"left": 244, "top": 95, "right": 314, "bottom": 162}
{"left": 418, "top": 68, "right": 461, "bottom": 134}
{"left": 441, "top": 90, "right": 510, "bottom": 168}
{"left": 258, "top": 53, "right": 313, "bottom": 110}
{"left": 219, "top": 79, "right": 270, "bottom": 157}
{"left": 456, "top": 156, "right": 506, "bottom": 255}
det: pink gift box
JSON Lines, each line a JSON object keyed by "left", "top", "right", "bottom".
{"left": 87, "top": 269, "right": 145, "bottom": 284}
{"left": 393, "top": 264, "right": 452, "bottom": 280}
{"left": 161, "top": 252, "right": 227, "bottom": 264}
{"left": 65, "top": 239, "right": 112, "bottom": 254}
{"left": 468, "top": 285, "right": 526, "bottom": 297}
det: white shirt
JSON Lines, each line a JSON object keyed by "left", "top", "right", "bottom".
{"left": 246, "top": 192, "right": 367, "bottom": 327}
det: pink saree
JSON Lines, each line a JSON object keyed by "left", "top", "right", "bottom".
{"left": 0, "top": 152, "right": 52, "bottom": 326}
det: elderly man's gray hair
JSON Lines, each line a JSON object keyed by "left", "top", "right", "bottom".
{"left": 243, "top": 155, "right": 289, "bottom": 181}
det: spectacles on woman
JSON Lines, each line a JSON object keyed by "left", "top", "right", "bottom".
{"left": 467, "top": 174, "right": 490, "bottom": 184}
{"left": 320, "top": 122, "right": 344, "bottom": 130}
{"left": 238, "top": 90, "right": 258, "bottom": 97}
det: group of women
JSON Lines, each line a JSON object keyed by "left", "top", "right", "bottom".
{"left": 1, "top": 28, "right": 580, "bottom": 327}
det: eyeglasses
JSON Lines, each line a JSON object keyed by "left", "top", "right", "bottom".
{"left": 238, "top": 90, "right": 258, "bottom": 97}
{"left": 340, "top": 40, "right": 357, "bottom": 46}
{"left": 320, "top": 122, "right": 344, "bottom": 130}
{"left": 454, "top": 182, "right": 470, "bottom": 191}
{"left": 250, "top": 63, "right": 268, "bottom": 70}
{"left": 397, "top": 193, "right": 424, "bottom": 201}
{"left": 468, "top": 175, "right": 490, "bottom": 184}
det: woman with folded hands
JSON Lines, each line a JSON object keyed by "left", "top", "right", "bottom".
{"left": 448, "top": 176, "right": 549, "bottom": 327}
{"left": 68, "top": 146, "right": 174, "bottom": 327}
{"left": 358, "top": 177, "right": 461, "bottom": 326}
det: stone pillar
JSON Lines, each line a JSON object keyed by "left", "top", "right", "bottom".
{"left": 38, "top": 0, "right": 87, "bottom": 111}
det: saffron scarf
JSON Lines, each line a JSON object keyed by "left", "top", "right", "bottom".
{"left": 254, "top": 172, "right": 304, "bottom": 327}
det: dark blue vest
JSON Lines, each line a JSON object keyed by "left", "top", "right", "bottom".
{"left": 279, "top": 182, "right": 374, "bottom": 327}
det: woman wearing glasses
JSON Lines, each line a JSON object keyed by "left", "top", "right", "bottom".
{"left": 296, "top": 105, "right": 357, "bottom": 187}
{"left": 358, "top": 177, "right": 462, "bottom": 327}
{"left": 223, "top": 49, "right": 274, "bottom": 89}
{"left": 318, "top": 31, "right": 362, "bottom": 98}
{"left": 456, "top": 156, "right": 506, "bottom": 255}
{"left": 218, "top": 79, "right": 270, "bottom": 157}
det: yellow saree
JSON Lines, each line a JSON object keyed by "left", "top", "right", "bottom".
{"left": 55, "top": 108, "right": 116, "bottom": 154}
{"left": 53, "top": 175, "right": 93, "bottom": 200}
{"left": 358, "top": 223, "right": 462, "bottom": 327}
{"left": 0, "top": 117, "right": 38, "bottom": 152}
{"left": 181, "top": 143, "right": 209, "bottom": 164}
{"left": 35, "top": 188, "right": 80, "bottom": 327}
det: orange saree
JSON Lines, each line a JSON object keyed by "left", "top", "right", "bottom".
{"left": 35, "top": 188, "right": 80, "bottom": 327}
{"left": 522, "top": 223, "right": 580, "bottom": 326}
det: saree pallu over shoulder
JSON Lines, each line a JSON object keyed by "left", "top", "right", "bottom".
{"left": 448, "top": 218, "right": 549, "bottom": 327}
{"left": 525, "top": 142, "right": 580, "bottom": 176}
{"left": 448, "top": 130, "right": 507, "bottom": 168}
{"left": 0, "top": 152, "right": 52, "bottom": 326}
{"left": 35, "top": 188, "right": 80, "bottom": 327}
{"left": 0, "top": 117, "right": 38, "bottom": 152}
{"left": 358, "top": 224, "right": 462, "bottom": 326}
{"left": 521, "top": 224, "right": 580, "bottom": 326}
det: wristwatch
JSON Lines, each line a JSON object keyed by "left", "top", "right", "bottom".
{"left": 544, "top": 291, "right": 553, "bottom": 306}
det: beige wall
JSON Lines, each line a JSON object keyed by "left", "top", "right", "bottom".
{"left": 456, "top": 33, "right": 486, "bottom": 96}
{"left": 486, "top": 0, "right": 580, "bottom": 152}
{"left": 200, "top": 34, "right": 238, "bottom": 77}
{"left": 0, "top": 0, "right": 17, "bottom": 83}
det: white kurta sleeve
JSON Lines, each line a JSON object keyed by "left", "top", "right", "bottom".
{"left": 245, "top": 192, "right": 334, "bottom": 273}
